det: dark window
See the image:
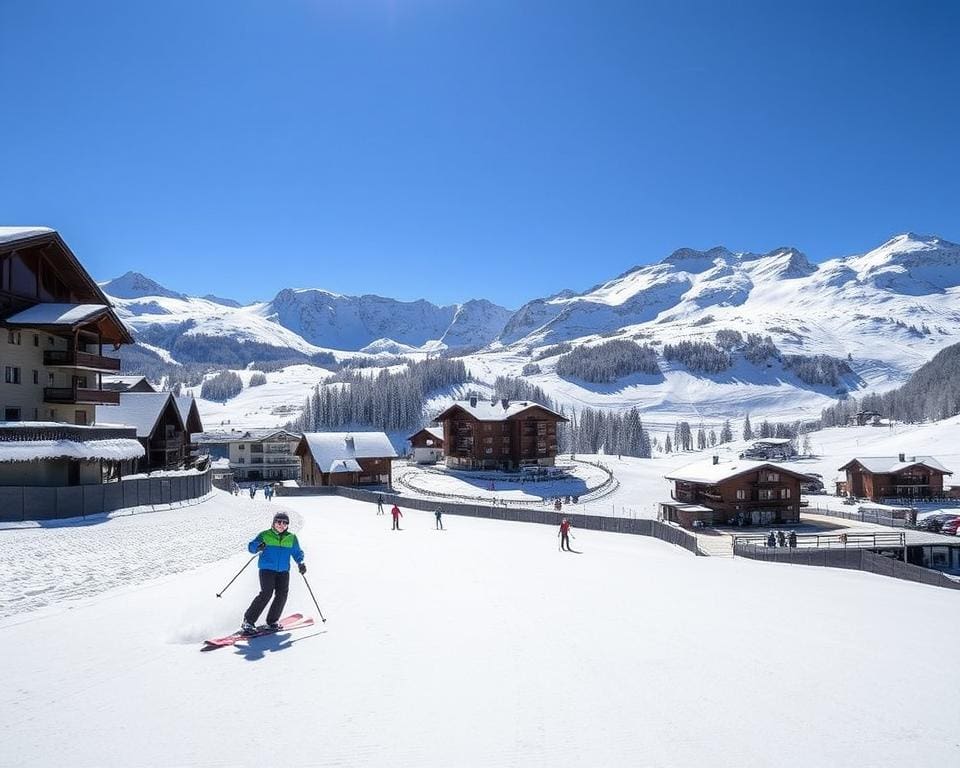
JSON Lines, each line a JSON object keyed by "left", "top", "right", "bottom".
{"left": 75, "top": 410, "right": 87, "bottom": 426}
{"left": 33, "top": 334, "right": 39, "bottom": 347}
{"left": 7, "top": 330, "right": 20, "bottom": 345}
{"left": 5, "top": 366, "right": 21, "bottom": 384}
{"left": 32, "top": 370, "right": 38, "bottom": 385}
{"left": 4, "top": 407, "right": 21, "bottom": 421}
{"left": 10, "top": 251, "right": 38, "bottom": 297}
{"left": 47, "top": 372, "right": 55, "bottom": 385}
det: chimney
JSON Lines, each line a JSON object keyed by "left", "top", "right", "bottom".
{"left": 501, "top": 398, "right": 509, "bottom": 409}
{"left": 712, "top": 455, "right": 719, "bottom": 465}
{"left": 469, "top": 396, "right": 477, "bottom": 408}
{"left": 898, "top": 453, "right": 905, "bottom": 462}
{"left": 345, "top": 435, "right": 354, "bottom": 451}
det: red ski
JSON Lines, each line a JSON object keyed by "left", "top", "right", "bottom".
{"left": 202, "top": 613, "right": 314, "bottom": 650}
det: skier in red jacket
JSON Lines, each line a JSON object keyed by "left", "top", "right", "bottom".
{"left": 558, "top": 518, "right": 574, "bottom": 551}
{"left": 391, "top": 504, "right": 403, "bottom": 531}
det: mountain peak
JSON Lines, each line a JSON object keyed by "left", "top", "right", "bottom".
{"left": 99, "top": 271, "right": 186, "bottom": 301}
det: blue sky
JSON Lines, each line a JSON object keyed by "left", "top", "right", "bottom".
{"left": 1, "top": 1, "right": 958, "bottom": 308}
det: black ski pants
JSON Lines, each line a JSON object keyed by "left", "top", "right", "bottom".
{"left": 244, "top": 569, "right": 290, "bottom": 625}
{"left": 560, "top": 532, "right": 571, "bottom": 551}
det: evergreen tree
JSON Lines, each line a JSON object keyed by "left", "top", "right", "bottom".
{"left": 720, "top": 420, "right": 733, "bottom": 443}
{"left": 742, "top": 414, "right": 753, "bottom": 440}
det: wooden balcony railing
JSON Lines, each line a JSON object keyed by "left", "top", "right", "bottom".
{"left": 43, "top": 350, "right": 121, "bottom": 372}
{"left": 43, "top": 387, "right": 120, "bottom": 405}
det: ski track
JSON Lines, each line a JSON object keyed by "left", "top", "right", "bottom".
{"left": 0, "top": 492, "right": 300, "bottom": 620}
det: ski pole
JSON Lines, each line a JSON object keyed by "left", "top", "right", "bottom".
{"left": 216, "top": 553, "right": 258, "bottom": 598}
{"left": 300, "top": 572, "right": 327, "bottom": 623}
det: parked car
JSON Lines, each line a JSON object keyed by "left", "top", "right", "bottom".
{"left": 937, "top": 516, "right": 960, "bottom": 536}
{"left": 917, "top": 513, "right": 960, "bottom": 533}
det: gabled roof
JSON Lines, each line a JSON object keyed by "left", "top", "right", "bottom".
{"left": 0, "top": 228, "right": 134, "bottom": 344}
{"left": 95, "top": 392, "right": 183, "bottom": 439}
{"left": 297, "top": 431, "right": 398, "bottom": 471}
{"left": 408, "top": 426, "right": 444, "bottom": 443}
{"left": 175, "top": 396, "right": 204, "bottom": 433}
{"left": 434, "top": 399, "right": 567, "bottom": 423}
{"left": 102, "top": 375, "right": 156, "bottom": 392}
{"left": 329, "top": 458, "right": 363, "bottom": 473}
{"left": 665, "top": 458, "right": 810, "bottom": 484}
{"left": 838, "top": 456, "right": 953, "bottom": 475}
{"left": 749, "top": 438, "right": 793, "bottom": 446}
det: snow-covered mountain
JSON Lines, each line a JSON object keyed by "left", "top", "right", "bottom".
{"left": 100, "top": 233, "right": 960, "bottom": 424}
{"left": 253, "top": 289, "right": 513, "bottom": 350}
{"left": 100, "top": 274, "right": 514, "bottom": 364}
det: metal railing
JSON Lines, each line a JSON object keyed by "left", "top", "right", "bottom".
{"left": 733, "top": 531, "right": 906, "bottom": 550}
{"left": 43, "top": 387, "right": 120, "bottom": 405}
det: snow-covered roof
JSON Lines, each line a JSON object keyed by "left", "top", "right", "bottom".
{"left": 435, "top": 399, "right": 566, "bottom": 423}
{"left": 299, "top": 432, "right": 398, "bottom": 470}
{"left": 194, "top": 428, "right": 300, "bottom": 444}
{"left": 0, "top": 227, "right": 54, "bottom": 246}
{"left": 174, "top": 396, "right": 202, "bottom": 431}
{"left": 95, "top": 392, "right": 180, "bottom": 438}
{"left": 408, "top": 426, "right": 444, "bottom": 442}
{"left": 840, "top": 456, "right": 952, "bottom": 475}
{"left": 750, "top": 438, "right": 793, "bottom": 446}
{"left": 665, "top": 458, "right": 806, "bottom": 484}
{"left": 0, "top": 438, "right": 144, "bottom": 463}
{"left": 102, "top": 375, "right": 153, "bottom": 389}
{"left": 328, "top": 458, "right": 363, "bottom": 473}
{"left": 5, "top": 303, "right": 110, "bottom": 326}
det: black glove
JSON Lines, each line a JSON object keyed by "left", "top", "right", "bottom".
{"left": 256, "top": 540, "right": 266, "bottom": 552}
{"left": 298, "top": 562, "right": 307, "bottom": 575}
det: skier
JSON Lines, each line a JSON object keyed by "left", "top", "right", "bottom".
{"left": 376, "top": 494, "right": 385, "bottom": 515}
{"left": 249, "top": 485, "right": 256, "bottom": 499}
{"left": 390, "top": 503, "right": 403, "bottom": 531}
{"left": 554, "top": 498, "right": 562, "bottom": 512}
{"left": 241, "top": 511, "right": 306, "bottom": 634}
{"left": 558, "top": 518, "right": 574, "bottom": 551}
{"left": 435, "top": 506, "right": 444, "bottom": 530}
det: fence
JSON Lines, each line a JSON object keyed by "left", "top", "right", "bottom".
{"left": 0, "top": 467, "right": 214, "bottom": 523}
{"left": 734, "top": 542, "right": 960, "bottom": 591}
{"left": 733, "top": 531, "right": 906, "bottom": 550}
{"left": 805, "top": 504, "right": 907, "bottom": 528}
{"left": 280, "top": 484, "right": 703, "bottom": 555}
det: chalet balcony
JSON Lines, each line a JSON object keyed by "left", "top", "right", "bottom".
{"left": 152, "top": 437, "right": 185, "bottom": 451}
{"left": 43, "top": 350, "right": 121, "bottom": 372}
{"left": 43, "top": 386, "right": 120, "bottom": 405}
{"left": 262, "top": 456, "right": 300, "bottom": 466}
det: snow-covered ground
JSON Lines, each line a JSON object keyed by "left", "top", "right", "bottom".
{"left": 1, "top": 491, "right": 957, "bottom": 767}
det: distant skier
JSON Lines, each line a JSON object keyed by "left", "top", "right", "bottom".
{"left": 249, "top": 486, "right": 256, "bottom": 499}
{"left": 559, "top": 518, "right": 574, "bottom": 551}
{"left": 241, "top": 511, "right": 306, "bottom": 635}
{"left": 376, "top": 494, "right": 385, "bottom": 515}
{"left": 391, "top": 503, "right": 403, "bottom": 531}
{"left": 435, "top": 506, "right": 444, "bottom": 530}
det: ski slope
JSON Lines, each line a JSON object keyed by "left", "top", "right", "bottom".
{"left": 1, "top": 492, "right": 957, "bottom": 767}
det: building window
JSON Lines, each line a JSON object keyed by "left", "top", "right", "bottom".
{"left": 485, "top": 448, "right": 493, "bottom": 454}
{"left": 75, "top": 410, "right": 87, "bottom": 426}
{"left": 759, "top": 489, "right": 775, "bottom": 501}
{"left": 5, "top": 366, "right": 21, "bottom": 384}
{"left": 736, "top": 489, "right": 746, "bottom": 500}
{"left": 782, "top": 488, "right": 791, "bottom": 499}
{"left": 32, "top": 370, "right": 39, "bottom": 385}
{"left": 238, "top": 444, "right": 245, "bottom": 450}
{"left": 4, "top": 407, "right": 21, "bottom": 421}
{"left": 50, "top": 408, "right": 57, "bottom": 420}
{"left": 48, "top": 373, "right": 55, "bottom": 385}
{"left": 47, "top": 336, "right": 54, "bottom": 346}
{"left": 7, "top": 330, "right": 21, "bottom": 345}
{"left": 765, "top": 472, "right": 780, "bottom": 482}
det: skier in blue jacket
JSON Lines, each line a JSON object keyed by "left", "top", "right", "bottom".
{"left": 241, "top": 511, "right": 306, "bottom": 634}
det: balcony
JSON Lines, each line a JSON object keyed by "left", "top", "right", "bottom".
{"left": 263, "top": 456, "right": 300, "bottom": 466}
{"left": 152, "top": 437, "right": 184, "bottom": 451}
{"left": 43, "top": 350, "right": 121, "bottom": 372}
{"left": 44, "top": 387, "right": 120, "bottom": 405}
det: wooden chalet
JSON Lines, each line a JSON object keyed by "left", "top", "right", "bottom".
{"left": 408, "top": 426, "right": 444, "bottom": 464}
{"left": 174, "top": 396, "right": 204, "bottom": 467}
{"left": 297, "top": 432, "right": 397, "bottom": 487}
{"left": 433, "top": 397, "right": 568, "bottom": 470}
{"left": 662, "top": 456, "right": 808, "bottom": 527}
{"left": 0, "top": 228, "right": 133, "bottom": 426}
{"left": 96, "top": 392, "right": 186, "bottom": 471}
{"left": 837, "top": 455, "right": 952, "bottom": 502}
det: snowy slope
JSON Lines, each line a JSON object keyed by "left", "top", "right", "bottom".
{"left": 1, "top": 487, "right": 957, "bottom": 768}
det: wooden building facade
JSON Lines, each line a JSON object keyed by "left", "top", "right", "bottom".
{"left": 297, "top": 432, "right": 397, "bottom": 488}
{"left": 433, "top": 397, "right": 567, "bottom": 471}
{"left": 663, "top": 457, "right": 807, "bottom": 527}
{"left": 838, "top": 455, "right": 952, "bottom": 502}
